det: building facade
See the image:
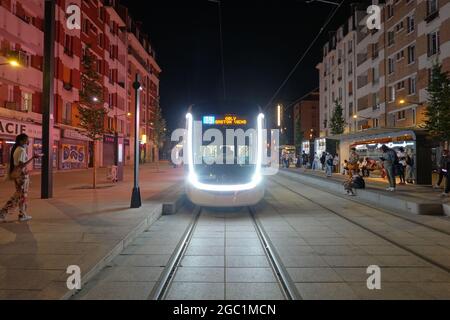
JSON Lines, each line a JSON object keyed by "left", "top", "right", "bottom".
{"left": 291, "top": 89, "right": 320, "bottom": 155}
{"left": 0, "top": 0, "right": 161, "bottom": 176}
{"left": 315, "top": 0, "right": 449, "bottom": 183}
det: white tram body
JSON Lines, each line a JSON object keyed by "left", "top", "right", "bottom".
{"left": 184, "top": 107, "right": 265, "bottom": 207}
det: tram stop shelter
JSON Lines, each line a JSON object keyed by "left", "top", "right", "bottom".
{"left": 327, "top": 128, "right": 438, "bottom": 185}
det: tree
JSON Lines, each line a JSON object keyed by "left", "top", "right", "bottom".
{"left": 330, "top": 100, "right": 345, "bottom": 135}
{"left": 294, "top": 111, "right": 303, "bottom": 155}
{"left": 77, "top": 46, "right": 108, "bottom": 189}
{"left": 151, "top": 104, "right": 167, "bottom": 171}
{"left": 425, "top": 63, "right": 450, "bottom": 147}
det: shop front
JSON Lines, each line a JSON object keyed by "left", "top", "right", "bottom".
{"left": 60, "top": 129, "right": 89, "bottom": 170}
{"left": 0, "top": 117, "right": 60, "bottom": 176}
{"left": 103, "top": 134, "right": 115, "bottom": 167}
{"left": 335, "top": 129, "right": 437, "bottom": 185}
{"left": 314, "top": 138, "right": 338, "bottom": 157}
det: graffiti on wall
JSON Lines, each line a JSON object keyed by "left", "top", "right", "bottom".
{"left": 62, "top": 144, "right": 85, "bottom": 169}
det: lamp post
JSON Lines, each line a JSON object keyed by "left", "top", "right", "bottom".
{"left": 130, "top": 74, "right": 142, "bottom": 208}
{"left": 0, "top": 58, "right": 21, "bottom": 67}
{"left": 41, "top": 0, "right": 56, "bottom": 199}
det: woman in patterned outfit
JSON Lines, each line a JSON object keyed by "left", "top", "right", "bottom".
{"left": 0, "top": 134, "right": 41, "bottom": 223}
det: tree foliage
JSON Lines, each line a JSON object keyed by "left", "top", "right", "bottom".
{"left": 152, "top": 104, "right": 167, "bottom": 150}
{"left": 425, "top": 63, "right": 450, "bottom": 143}
{"left": 330, "top": 100, "right": 345, "bottom": 135}
{"left": 294, "top": 111, "right": 303, "bottom": 153}
{"left": 77, "top": 46, "right": 108, "bottom": 141}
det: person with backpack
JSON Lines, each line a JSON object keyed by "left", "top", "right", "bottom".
{"left": 380, "top": 144, "right": 398, "bottom": 192}
{"left": 0, "top": 134, "right": 42, "bottom": 223}
{"left": 434, "top": 150, "right": 448, "bottom": 190}
{"left": 320, "top": 152, "right": 326, "bottom": 170}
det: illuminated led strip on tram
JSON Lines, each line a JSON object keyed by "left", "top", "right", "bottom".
{"left": 186, "top": 113, "right": 264, "bottom": 192}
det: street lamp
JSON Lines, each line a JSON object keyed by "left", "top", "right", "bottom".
{"left": 398, "top": 99, "right": 425, "bottom": 106}
{"left": 352, "top": 114, "right": 371, "bottom": 120}
{"left": 0, "top": 58, "right": 21, "bottom": 67}
{"left": 130, "top": 74, "right": 142, "bottom": 208}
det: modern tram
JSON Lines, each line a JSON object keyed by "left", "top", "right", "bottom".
{"left": 184, "top": 102, "right": 265, "bottom": 207}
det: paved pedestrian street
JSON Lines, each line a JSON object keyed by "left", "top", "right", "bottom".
{"left": 70, "top": 173, "right": 450, "bottom": 300}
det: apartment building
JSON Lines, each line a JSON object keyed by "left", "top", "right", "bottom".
{"left": 0, "top": 0, "right": 160, "bottom": 175}
{"left": 315, "top": 0, "right": 449, "bottom": 184}
{"left": 120, "top": 11, "right": 161, "bottom": 164}
{"left": 290, "top": 89, "right": 320, "bottom": 155}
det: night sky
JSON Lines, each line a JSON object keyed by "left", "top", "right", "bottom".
{"left": 120, "top": 0, "right": 372, "bottom": 130}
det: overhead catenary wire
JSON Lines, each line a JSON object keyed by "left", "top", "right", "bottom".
{"left": 264, "top": 0, "right": 347, "bottom": 111}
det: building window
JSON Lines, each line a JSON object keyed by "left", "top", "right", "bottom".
{"left": 397, "top": 110, "right": 406, "bottom": 121}
{"left": 407, "top": 45, "right": 415, "bottom": 64}
{"left": 387, "top": 4, "right": 394, "bottom": 19}
{"left": 372, "top": 43, "right": 379, "bottom": 59}
{"left": 349, "top": 102, "right": 353, "bottom": 117}
{"left": 427, "top": 0, "right": 438, "bottom": 17}
{"left": 427, "top": 31, "right": 440, "bottom": 56}
{"left": 388, "top": 31, "right": 395, "bottom": 46}
{"left": 395, "top": 21, "right": 404, "bottom": 32}
{"left": 22, "top": 92, "right": 32, "bottom": 112}
{"left": 64, "top": 35, "right": 73, "bottom": 56}
{"left": 348, "top": 81, "right": 353, "bottom": 96}
{"left": 388, "top": 58, "right": 395, "bottom": 74}
{"left": 396, "top": 50, "right": 404, "bottom": 61}
{"left": 389, "top": 86, "right": 396, "bottom": 102}
{"left": 396, "top": 81, "right": 405, "bottom": 90}
{"left": 372, "top": 67, "right": 379, "bottom": 83}
{"left": 406, "top": 16, "right": 415, "bottom": 33}
{"left": 348, "top": 40, "right": 353, "bottom": 53}
{"left": 408, "top": 77, "right": 416, "bottom": 95}
{"left": 348, "top": 60, "right": 353, "bottom": 75}
{"left": 373, "top": 118, "right": 379, "bottom": 128}
{"left": 372, "top": 93, "right": 380, "bottom": 109}
{"left": 62, "top": 102, "right": 72, "bottom": 124}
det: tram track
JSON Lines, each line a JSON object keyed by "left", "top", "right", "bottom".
{"left": 270, "top": 177, "right": 450, "bottom": 274}
{"left": 149, "top": 205, "right": 300, "bottom": 300}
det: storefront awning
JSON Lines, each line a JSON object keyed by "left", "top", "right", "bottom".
{"left": 325, "top": 128, "right": 430, "bottom": 143}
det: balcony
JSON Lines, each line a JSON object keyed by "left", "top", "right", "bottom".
{"left": 425, "top": 10, "right": 439, "bottom": 23}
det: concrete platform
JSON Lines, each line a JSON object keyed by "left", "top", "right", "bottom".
{"left": 279, "top": 169, "right": 447, "bottom": 216}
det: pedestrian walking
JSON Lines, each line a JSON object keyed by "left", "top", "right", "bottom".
{"left": 397, "top": 147, "right": 407, "bottom": 185}
{"left": 442, "top": 153, "right": 450, "bottom": 197}
{"left": 434, "top": 150, "right": 448, "bottom": 189}
{"left": 0, "top": 134, "right": 42, "bottom": 223}
{"left": 312, "top": 152, "right": 320, "bottom": 171}
{"left": 325, "top": 153, "right": 333, "bottom": 177}
{"left": 380, "top": 144, "right": 398, "bottom": 192}
{"left": 320, "top": 152, "right": 326, "bottom": 170}
{"left": 333, "top": 153, "right": 340, "bottom": 173}
{"left": 405, "top": 153, "right": 415, "bottom": 184}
